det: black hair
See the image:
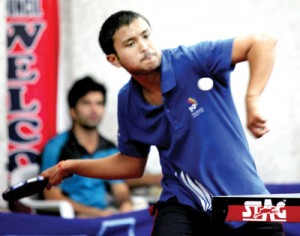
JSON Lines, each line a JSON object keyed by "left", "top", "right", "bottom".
{"left": 67, "top": 76, "right": 107, "bottom": 108}
{"left": 98, "top": 10, "right": 151, "bottom": 55}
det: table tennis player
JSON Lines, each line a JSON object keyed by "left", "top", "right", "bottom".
{"left": 41, "top": 10, "right": 284, "bottom": 235}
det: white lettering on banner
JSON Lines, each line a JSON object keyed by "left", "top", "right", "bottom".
{"left": 242, "top": 199, "right": 287, "bottom": 222}
{"left": 97, "top": 218, "right": 136, "bottom": 236}
{"left": 7, "top": 0, "right": 42, "bottom": 17}
{"left": 5, "top": 0, "right": 58, "bottom": 171}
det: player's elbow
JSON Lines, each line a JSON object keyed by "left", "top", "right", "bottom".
{"left": 130, "top": 169, "right": 145, "bottom": 178}
{"left": 255, "top": 33, "right": 277, "bottom": 48}
{"left": 121, "top": 166, "right": 144, "bottom": 179}
{"left": 232, "top": 34, "right": 277, "bottom": 64}
{"left": 250, "top": 33, "right": 277, "bottom": 54}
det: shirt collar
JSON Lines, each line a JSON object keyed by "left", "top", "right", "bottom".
{"left": 160, "top": 50, "right": 176, "bottom": 94}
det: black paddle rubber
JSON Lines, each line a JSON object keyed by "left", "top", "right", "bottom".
{"left": 2, "top": 176, "right": 48, "bottom": 201}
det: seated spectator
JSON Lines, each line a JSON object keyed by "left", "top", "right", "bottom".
{"left": 126, "top": 146, "right": 163, "bottom": 204}
{"left": 40, "top": 76, "right": 133, "bottom": 218}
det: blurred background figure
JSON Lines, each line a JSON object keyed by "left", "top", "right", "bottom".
{"left": 40, "top": 76, "right": 133, "bottom": 218}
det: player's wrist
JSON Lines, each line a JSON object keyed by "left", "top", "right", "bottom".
{"left": 57, "top": 160, "right": 71, "bottom": 177}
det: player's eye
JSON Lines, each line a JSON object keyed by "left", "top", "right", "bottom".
{"left": 143, "top": 31, "right": 150, "bottom": 39}
{"left": 125, "top": 40, "right": 135, "bottom": 47}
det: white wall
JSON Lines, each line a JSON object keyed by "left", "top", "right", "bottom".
{"left": 1, "top": 0, "right": 300, "bottom": 209}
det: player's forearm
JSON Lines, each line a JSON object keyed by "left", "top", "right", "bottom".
{"left": 63, "top": 153, "right": 144, "bottom": 180}
{"left": 244, "top": 36, "right": 276, "bottom": 138}
{"left": 42, "top": 153, "right": 146, "bottom": 188}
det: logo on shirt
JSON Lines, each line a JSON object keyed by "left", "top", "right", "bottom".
{"left": 242, "top": 199, "right": 287, "bottom": 222}
{"left": 187, "top": 97, "right": 204, "bottom": 118}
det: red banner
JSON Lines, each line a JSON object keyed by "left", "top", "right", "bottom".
{"left": 6, "top": 0, "right": 59, "bottom": 171}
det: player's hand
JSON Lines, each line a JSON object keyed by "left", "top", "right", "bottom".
{"left": 41, "top": 162, "right": 68, "bottom": 189}
{"left": 246, "top": 99, "right": 270, "bottom": 138}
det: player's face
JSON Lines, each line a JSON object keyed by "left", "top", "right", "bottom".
{"left": 71, "top": 91, "right": 105, "bottom": 129}
{"left": 108, "top": 18, "right": 162, "bottom": 76}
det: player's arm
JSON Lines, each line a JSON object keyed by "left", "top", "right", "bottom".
{"left": 231, "top": 34, "right": 277, "bottom": 138}
{"left": 43, "top": 186, "right": 114, "bottom": 217}
{"left": 41, "top": 152, "right": 147, "bottom": 188}
{"left": 110, "top": 182, "right": 133, "bottom": 213}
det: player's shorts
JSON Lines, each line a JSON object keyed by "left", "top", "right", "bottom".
{"left": 150, "top": 197, "right": 284, "bottom": 236}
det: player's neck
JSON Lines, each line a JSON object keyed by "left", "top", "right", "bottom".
{"left": 135, "top": 72, "right": 162, "bottom": 106}
{"left": 133, "top": 69, "right": 160, "bottom": 88}
{"left": 142, "top": 87, "right": 163, "bottom": 106}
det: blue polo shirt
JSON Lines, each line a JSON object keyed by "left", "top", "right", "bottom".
{"left": 117, "top": 39, "right": 269, "bottom": 223}
{"left": 41, "top": 131, "right": 123, "bottom": 209}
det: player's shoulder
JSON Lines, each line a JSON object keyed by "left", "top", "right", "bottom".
{"left": 118, "top": 81, "right": 130, "bottom": 96}
{"left": 167, "top": 38, "right": 234, "bottom": 62}
{"left": 117, "top": 81, "right": 131, "bottom": 108}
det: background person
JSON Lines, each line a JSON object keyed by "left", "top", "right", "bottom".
{"left": 40, "top": 76, "right": 133, "bottom": 218}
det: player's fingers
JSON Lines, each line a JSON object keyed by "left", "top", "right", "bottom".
{"left": 249, "top": 123, "right": 270, "bottom": 138}
{"left": 42, "top": 167, "right": 62, "bottom": 189}
{"left": 46, "top": 177, "right": 62, "bottom": 189}
{"left": 248, "top": 116, "right": 268, "bottom": 136}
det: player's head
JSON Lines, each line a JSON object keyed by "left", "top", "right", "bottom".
{"left": 99, "top": 10, "right": 151, "bottom": 55}
{"left": 67, "top": 75, "right": 107, "bottom": 108}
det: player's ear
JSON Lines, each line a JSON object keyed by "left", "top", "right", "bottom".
{"left": 106, "top": 54, "right": 122, "bottom": 68}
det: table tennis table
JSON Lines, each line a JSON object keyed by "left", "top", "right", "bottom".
{"left": 212, "top": 193, "right": 300, "bottom": 222}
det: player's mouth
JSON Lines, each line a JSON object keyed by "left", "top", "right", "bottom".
{"left": 141, "top": 52, "right": 155, "bottom": 62}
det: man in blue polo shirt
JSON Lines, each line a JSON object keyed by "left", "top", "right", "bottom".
{"left": 40, "top": 76, "right": 133, "bottom": 217}
{"left": 42, "top": 11, "right": 283, "bottom": 235}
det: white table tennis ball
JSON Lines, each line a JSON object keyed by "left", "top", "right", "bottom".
{"left": 198, "top": 77, "right": 214, "bottom": 91}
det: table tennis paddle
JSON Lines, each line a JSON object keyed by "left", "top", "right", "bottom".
{"left": 2, "top": 176, "right": 48, "bottom": 201}
{"left": 2, "top": 173, "right": 74, "bottom": 202}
